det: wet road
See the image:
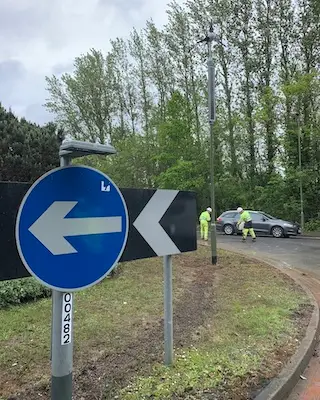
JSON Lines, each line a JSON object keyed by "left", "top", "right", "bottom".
{"left": 211, "top": 233, "right": 320, "bottom": 276}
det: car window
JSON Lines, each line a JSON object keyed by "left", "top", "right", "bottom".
{"left": 250, "top": 212, "right": 264, "bottom": 221}
{"left": 223, "top": 212, "right": 237, "bottom": 218}
{"left": 261, "top": 212, "right": 276, "bottom": 219}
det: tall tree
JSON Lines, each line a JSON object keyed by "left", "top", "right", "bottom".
{"left": 109, "top": 38, "right": 138, "bottom": 138}
{"left": 277, "top": 0, "right": 298, "bottom": 168}
{"left": 255, "top": 0, "right": 279, "bottom": 176}
{"left": 129, "top": 28, "right": 155, "bottom": 186}
{"left": 165, "top": 1, "right": 199, "bottom": 135}
{"left": 129, "top": 28, "right": 152, "bottom": 138}
{"left": 231, "top": 0, "right": 257, "bottom": 184}
{"left": 45, "top": 49, "right": 114, "bottom": 144}
{"left": 145, "top": 20, "right": 174, "bottom": 123}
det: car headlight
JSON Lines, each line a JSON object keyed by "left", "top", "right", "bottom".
{"left": 284, "top": 223, "right": 294, "bottom": 228}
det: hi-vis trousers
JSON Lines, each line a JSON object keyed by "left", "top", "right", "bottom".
{"left": 242, "top": 221, "right": 256, "bottom": 239}
{"left": 200, "top": 220, "right": 209, "bottom": 240}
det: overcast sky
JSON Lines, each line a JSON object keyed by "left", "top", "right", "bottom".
{"left": 0, "top": 0, "right": 179, "bottom": 125}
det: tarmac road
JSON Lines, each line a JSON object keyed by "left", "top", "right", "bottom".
{"left": 204, "top": 231, "right": 320, "bottom": 277}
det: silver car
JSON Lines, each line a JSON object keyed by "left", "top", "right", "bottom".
{"left": 216, "top": 210, "right": 301, "bottom": 238}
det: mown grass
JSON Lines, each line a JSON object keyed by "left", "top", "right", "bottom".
{"left": 119, "top": 249, "right": 311, "bottom": 399}
{"left": 0, "top": 257, "right": 165, "bottom": 394}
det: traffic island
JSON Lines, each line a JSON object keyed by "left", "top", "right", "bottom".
{"left": 0, "top": 246, "right": 313, "bottom": 400}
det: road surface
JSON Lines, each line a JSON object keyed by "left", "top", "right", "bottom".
{"left": 209, "top": 232, "right": 320, "bottom": 277}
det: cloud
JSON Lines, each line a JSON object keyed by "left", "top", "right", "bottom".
{"left": 0, "top": 0, "right": 182, "bottom": 124}
{"left": 25, "top": 103, "right": 52, "bottom": 125}
{"left": 0, "top": 60, "right": 26, "bottom": 99}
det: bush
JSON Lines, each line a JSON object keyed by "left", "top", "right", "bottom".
{"left": 304, "top": 219, "right": 320, "bottom": 232}
{"left": 0, "top": 278, "right": 51, "bottom": 309}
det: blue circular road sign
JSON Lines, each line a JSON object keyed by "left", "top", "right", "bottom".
{"left": 15, "top": 165, "right": 129, "bottom": 291}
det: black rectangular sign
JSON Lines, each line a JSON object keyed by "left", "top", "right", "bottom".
{"left": 0, "top": 182, "right": 197, "bottom": 282}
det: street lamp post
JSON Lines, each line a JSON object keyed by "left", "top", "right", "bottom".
{"left": 297, "top": 125, "right": 305, "bottom": 230}
{"left": 198, "top": 23, "right": 218, "bottom": 265}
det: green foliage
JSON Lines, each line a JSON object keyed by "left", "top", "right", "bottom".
{"left": 214, "top": 176, "right": 247, "bottom": 215}
{"left": 0, "top": 278, "right": 51, "bottom": 309}
{"left": 156, "top": 160, "right": 205, "bottom": 191}
{"left": 0, "top": 105, "right": 63, "bottom": 182}
{"left": 252, "top": 173, "right": 299, "bottom": 221}
{"left": 45, "top": 49, "right": 114, "bottom": 144}
{"left": 305, "top": 219, "right": 320, "bottom": 232}
{"left": 156, "top": 93, "right": 194, "bottom": 142}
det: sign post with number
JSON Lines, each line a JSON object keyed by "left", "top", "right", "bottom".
{"left": 61, "top": 293, "right": 73, "bottom": 346}
{"left": 15, "top": 141, "right": 127, "bottom": 400}
{"left": 51, "top": 149, "right": 73, "bottom": 400}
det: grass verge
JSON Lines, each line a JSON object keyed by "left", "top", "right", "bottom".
{"left": 120, "top": 248, "right": 312, "bottom": 399}
{"left": 0, "top": 246, "right": 312, "bottom": 400}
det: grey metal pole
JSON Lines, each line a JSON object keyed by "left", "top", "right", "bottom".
{"left": 163, "top": 255, "right": 173, "bottom": 366}
{"left": 207, "top": 36, "right": 218, "bottom": 265}
{"left": 51, "top": 154, "right": 73, "bottom": 400}
{"left": 298, "top": 126, "right": 305, "bottom": 230}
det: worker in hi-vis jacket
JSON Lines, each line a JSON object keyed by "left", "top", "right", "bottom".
{"left": 199, "top": 207, "right": 212, "bottom": 241}
{"left": 236, "top": 207, "right": 256, "bottom": 242}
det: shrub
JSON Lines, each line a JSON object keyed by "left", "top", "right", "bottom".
{"left": 304, "top": 219, "right": 320, "bottom": 232}
{"left": 0, "top": 278, "right": 51, "bottom": 309}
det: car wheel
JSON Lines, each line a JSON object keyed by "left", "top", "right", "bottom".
{"left": 271, "top": 226, "right": 284, "bottom": 238}
{"left": 223, "top": 224, "right": 234, "bottom": 235}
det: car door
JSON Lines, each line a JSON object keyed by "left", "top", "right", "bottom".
{"left": 221, "top": 212, "right": 238, "bottom": 231}
{"left": 233, "top": 212, "right": 241, "bottom": 232}
{"left": 249, "top": 212, "right": 269, "bottom": 233}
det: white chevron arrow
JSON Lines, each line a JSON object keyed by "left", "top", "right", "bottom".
{"left": 133, "top": 190, "right": 180, "bottom": 256}
{"left": 28, "top": 201, "right": 122, "bottom": 255}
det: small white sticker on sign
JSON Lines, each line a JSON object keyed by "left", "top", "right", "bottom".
{"left": 61, "top": 292, "right": 73, "bottom": 346}
{"left": 101, "top": 181, "right": 110, "bottom": 192}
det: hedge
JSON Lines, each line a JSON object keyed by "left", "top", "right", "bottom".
{"left": 0, "top": 264, "right": 124, "bottom": 309}
{"left": 0, "top": 277, "right": 51, "bottom": 309}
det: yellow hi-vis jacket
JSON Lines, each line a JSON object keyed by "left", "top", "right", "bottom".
{"left": 199, "top": 210, "right": 211, "bottom": 223}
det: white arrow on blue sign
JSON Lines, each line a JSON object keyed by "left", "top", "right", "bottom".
{"left": 15, "top": 165, "right": 129, "bottom": 292}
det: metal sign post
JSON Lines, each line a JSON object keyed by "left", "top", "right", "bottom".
{"left": 207, "top": 25, "right": 218, "bottom": 265}
{"left": 163, "top": 255, "right": 173, "bottom": 366}
{"left": 51, "top": 290, "right": 73, "bottom": 399}
{"left": 208, "top": 41, "right": 218, "bottom": 265}
{"left": 51, "top": 153, "right": 73, "bottom": 400}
